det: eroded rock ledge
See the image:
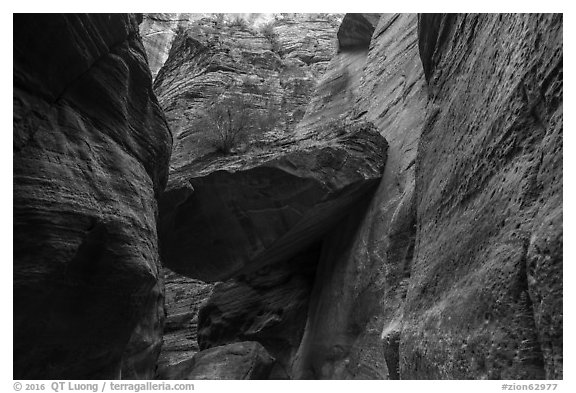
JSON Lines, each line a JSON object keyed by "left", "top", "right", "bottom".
{"left": 157, "top": 119, "right": 387, "bottom": 379}
{"left": 159, "top": 120, "right": 388, "bottom": 282}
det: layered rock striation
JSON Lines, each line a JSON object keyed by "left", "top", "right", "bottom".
{"left": 153, "top": 14, "right": 341, "bottom": 167}
{"left": 153, "top": 14, "right": 391, "bottom": 379}
{"left": 158, "top": 120, "right": 388, "bottom": 378}
{"left": 13, "top": 14, "right": 172, "bottom": 379}
{"left": 139, "top": 13, "right": 197, "bottom": 79}
{"left": 13, "top": 12, "right": 562, "bottom": 381}
{"left": 156, "top": 269, "right": 215, "bottom": 379}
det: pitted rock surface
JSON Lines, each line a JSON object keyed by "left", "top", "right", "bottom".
{"left": 13, "top": 12, "right": 562, "bottom": 381}
{"left": 403, "top": 13, "right": 563, "bottom": 380}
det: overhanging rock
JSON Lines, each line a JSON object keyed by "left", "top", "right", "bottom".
{"left": 159, "top": 120, "right": 388, "bottom": 282}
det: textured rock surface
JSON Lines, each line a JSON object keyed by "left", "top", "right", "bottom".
{"left": 153, "top": 14, "right": 341, "bottom": 167}
{"left": 154, "top": 14, "right": 388, "bottom": 379}
{"left": 13, "top": 14, "right": 172, "bottom": 379}
{"left": 185, "top": 341, "right": 275, "bottom": 379}
{"left": 156, "top": 269, "right": 214, "bottom": 379}
{"left": 197, "top": 246, "right": 320, "bottom": 379}
{"left": 174, "top": 119, "right": 387, "bottom": 378}
{"left": 273, "top": 14, "right": 342, "bottom": 68}
{"left": 139, "top": 13, "right": 196, "bottom": 79}
{"left": 120, "top": 276, "right": 165, "bottom": 379}
{"left": 289, "top": 12, "right": 563, "bottom": 381}
{"left": 402, "top": 13, "right": 563, "bottom": 379}
{"left": 292, "top": 13, "right": 427, "bottom": 380}
{"left": 159, "top": 120, "right": 387, "bottom": 282}
{"left": 295, "top": 14, "right": 379, "bottom": 136}
{"left": 337, "top": 13, "right": 381, "bottom": 49}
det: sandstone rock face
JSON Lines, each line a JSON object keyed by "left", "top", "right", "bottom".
{"left": 13, "top": 14, "right": 172, "bottom": 379}
{"left": 290, "top": 12, "right": 563, "bottom": 381}
{"left": 403, "top": 13, "right": 563, "bottom": 380}
{"left": 185, "top": 341, "right": 275, "bottom": 380}
{"left": 273, "top": 14, "right": 342, "bottom": 71}
{"left": 140, "top": 13, "right": 341, "bottom": 81}
{"left": 156, "top": 269, "right": 214, "bottom": 379}
{"left": 337, "top": 13, "right": 381, "bottom": 49}
{"left": 158, "top": 123, "right": 387, "bottom": 380}
{"left": 139, "top": 13, "right": 196, "bottom": 79}
{"left": 17, "top": 12, "right": 560, "bottom": 381}
{"left": 154, "top": 14, "right": 388, "bottom": 380}
{"left": 153, "top": 14, "right": 341, "bottom": 167}
{"left": 295, "top": 14, "right": 379, "bottom": 136}
{"left": 197, "top": 247, "right": 320, "bottom": 378}
{"left": 291, "top": 13, "right": 428, "bottom": 380}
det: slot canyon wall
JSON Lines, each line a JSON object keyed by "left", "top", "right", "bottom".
{"left": 13, "top": 14, "right": 172, "bottom": 379}
{"left": 407, "top": 13, "right": 562, "bottom": 380}
{"left": 290, "top": 12, "right": 563, "bottom": 381}
{"left": 13, "top": 12, "right": 562, "bottom": 380}
{"left": 291, "top": 13, "right": 427, "bottom": 379}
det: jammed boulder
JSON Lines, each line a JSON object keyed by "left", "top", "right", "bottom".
{"left": 402, "top": 13, "right": 563, "bottom": 379}
{"left": 153, "top": 14, "right": 379, "bottom": 380}
{"left": 159, "top": 120, "right": 388, "bottom": 282}
{"left": 13, "top": 14, "right": 172, "bottom": 379}
{"left": 184, "top": 341, "right": 275, "bottom": 380}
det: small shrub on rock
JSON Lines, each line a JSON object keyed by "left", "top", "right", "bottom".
{"left": 193, "top": 92, "right": 281, "bottom": 155}
{"left": 260, "top": 22, "right": 275, "bottom": 39}
{"left": 229, "top": 15, "right": 248, "bottom": 29}
{"left": 172, "top": 24, "right": 187, "bottom": 37}
{"left": 259, "top": 21, "right": 280, "bottom": 52}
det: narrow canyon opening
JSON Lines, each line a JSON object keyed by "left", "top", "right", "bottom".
{"left": 13, "top": 12, "right": 563, "bottom": 381}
